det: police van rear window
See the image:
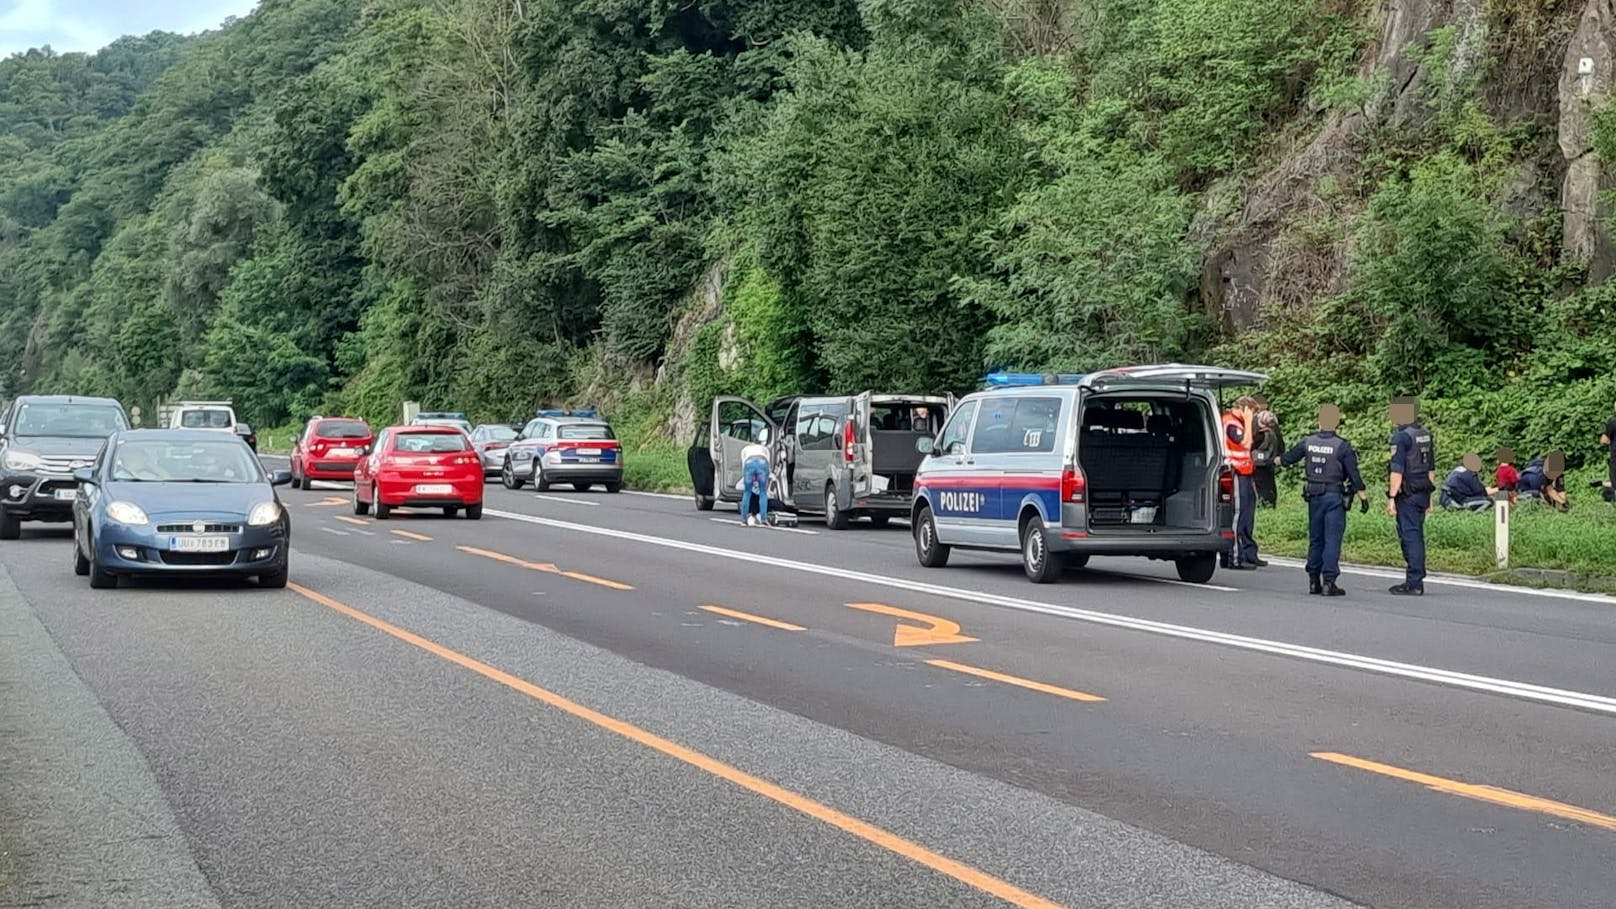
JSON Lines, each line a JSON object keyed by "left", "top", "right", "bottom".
{"left": 971, "top": 397, "right": 1060, "bottom": 454}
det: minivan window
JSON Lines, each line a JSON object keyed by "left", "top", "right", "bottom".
{"left": 15, "top": 402, "right": 129, "bottom": 437}
{"left": 800, "top": 412, "right": 841, "bottom": 451}
{"left": 937, "top": 401, "right": 977, "bottom": 455}
{"left": 972, "top": 397, "right": 1060, "bottom": 454}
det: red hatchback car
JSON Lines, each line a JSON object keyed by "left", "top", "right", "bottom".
{"left": 353, "top": 425, "right": 484, "bottom": 520}
{"left": 291, "top": 416, "right": 374, "bottom": 488}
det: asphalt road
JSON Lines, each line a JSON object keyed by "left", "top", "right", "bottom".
{"left": 3, "top": 466, "right": 1614, "bottom": 908}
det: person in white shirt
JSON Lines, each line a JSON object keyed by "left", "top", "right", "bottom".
{"left": 739, "top": 429, "right": 771, "bottom": 527}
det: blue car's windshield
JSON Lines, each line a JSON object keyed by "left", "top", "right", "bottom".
{"left": 14, "top": 403, "right": 129, "bottom": 438}
{"left": 110, "top": 438, "right": 264, "bottom": 483}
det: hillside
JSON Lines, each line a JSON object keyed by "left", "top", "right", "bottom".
{"left": 1, "top": 0, "right": 1611, "bottom": 469}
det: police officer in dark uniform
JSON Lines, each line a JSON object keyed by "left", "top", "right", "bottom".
{"left": 1386, "top": 397, "right": 1436, "bottom": 596}
{"left": 1280, "top": 404, "right": 1367, "bottom": 596}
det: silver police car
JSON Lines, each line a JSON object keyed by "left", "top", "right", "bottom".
{"left": 498, "top": 410, "right": 623, "bottom": 493}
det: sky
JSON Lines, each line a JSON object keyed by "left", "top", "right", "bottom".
{"left": 1, "top": 0, "right": 259, "bottom": 58}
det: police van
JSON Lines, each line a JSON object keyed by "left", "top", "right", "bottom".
{"left": 911, "top": 365, "right": 1265, "bottom": 583}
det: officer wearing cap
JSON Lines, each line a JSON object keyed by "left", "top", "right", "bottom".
{"left": 1280, "top": 404, "right": 1366, "bottom": 596}
{"left": 1386, "top": 397, "right": 1436, "bottom": 596}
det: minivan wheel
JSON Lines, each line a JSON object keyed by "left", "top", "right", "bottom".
{"left": 695, "top": 492, "right": 715, "bottom": 511}
{"left": 914, "top": 506, "right": 950, "bottom": 568}
{"left": 824, "top": 485, "right": 850, "bottom": 530}
{"left": 1020, "top": 514, "right": 1065, "bottom": 583}
{"left": 868, "top": 514, "right": 891, "bottom": 528}
{"left": 1175, "top": 553, "right": 1218, "bottom": 584}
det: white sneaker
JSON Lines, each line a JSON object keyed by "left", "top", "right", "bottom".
{"left": 746, "top": 515, "right": 758, "bottom": 526}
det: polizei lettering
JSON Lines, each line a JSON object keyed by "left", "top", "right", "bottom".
{"left": 939, "top": 491, "right": 986, "bottom": 513}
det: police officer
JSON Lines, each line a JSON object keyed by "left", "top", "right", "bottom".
{"left": 1386, "top": 397, "right": 1436, "bottom": 595}
{"left": 1280, "top": 404, "right": 1366, "bottom": 596}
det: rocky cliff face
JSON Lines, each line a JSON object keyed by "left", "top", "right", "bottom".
{"left": 1201, "top": 0, "right": 1597, "bottom": 331}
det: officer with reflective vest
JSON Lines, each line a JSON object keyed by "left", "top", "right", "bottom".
{"left": 1386, "top": 397, "right": 1436, "bottom": 595}
{"left": 1280, "top": 404, "right": 1366, "bottom": 596}
{"left": 1220, "top": 396, "right": 1264, "bottom": 570}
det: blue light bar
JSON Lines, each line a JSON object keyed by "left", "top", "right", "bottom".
{"left": 983, "top": 372, "right": 1086, "bottom": 388}
{"left": 417, "top": 411, "right": 468, "bottom": 419}
{"left": 535, "top": 408, "right": 598, "bottom": 418}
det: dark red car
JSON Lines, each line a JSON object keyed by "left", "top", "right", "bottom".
{"left": 353, "top": 425, "right": 483, "bottom": 520}
{"left": 290, "top": 416, "right": 374, "bottom": 488}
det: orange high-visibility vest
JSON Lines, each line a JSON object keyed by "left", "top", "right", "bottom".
{"left": 1222, "top": 411, "right": 1253, "bottom": 475}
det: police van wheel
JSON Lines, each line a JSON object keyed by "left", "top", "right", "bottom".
{"left": 1021, "top": 515, "right": 1064, "bottom": 584}
{"left": 824, "top": 485, "right": 850, "bottom": 530}
{"left": 914, "top": 506, "right": 950, "bottom": 568}
{"left": 1175, "top": 553, "right": 1218, "bottom": 584}
{"left": 695, "top": 493, "right": 715, "bottom": 512}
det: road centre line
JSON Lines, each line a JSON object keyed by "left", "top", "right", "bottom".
{"left": 485, "top": 509, "right": 1616, "bottom": 717}
{"left": 335, "top": 516, "right": 370, "bottom": 527}
{"left": 926, "top": 660, "right": 1105, "bottom": 703}
{"left": 700, "top": 605, "right": 806, "bottom": 632}
{"left": 286, "top": 582, "right": 1064, "bottom": 909}
{"left": 533, "top": 494, "right": 599, "bottom": 507}
{"left": 457, "top": 545, "right": 634, "bottom": 591}
{"left": 391, "top": 529, "right": 432, "bottom": 542}
{"left": 1312, "top": 752, "right": 1616, "bottom": 833}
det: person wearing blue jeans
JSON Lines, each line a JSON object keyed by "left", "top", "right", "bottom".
{"left": 738, "top": 432, "right": 771, "bottom": 527}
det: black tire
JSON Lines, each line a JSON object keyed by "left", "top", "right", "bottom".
{"left": 87, "top": 537, "right": 116, "bottom": 589}
{"left": 604, "top": 482, "right": 621, "bottom": 494}
{"left": 535, "top": 467, "right": 551, "bottom": 492}
{"left": 0, "top": 512, "right": 19, "bottom": 541}
{"left": 824, "top": 485, "right": 850, "bottom": 530}
{"left": 443, "top": 506, "right": 460, "bottom": 517}
{"left": 1020, "top": 514, "right": 1065, "bottom": 584}
{"left": 868, "top": 514, "right": 892, "bottom": 528}
{"left": 290, "top": 469, "right": 302, "bottom": 490}
{"left": 466, "top": 502, "right": 483, "bottom": 520}
{"left": 375, "top": 502, "right": 392, "bottom": 520}
{"left": 353, "top": 487, "right": 369, "bottom": 516}
{"left": 695, "top": 493, "right": 715, "bottom": 511}
{"left": 914, "top": 506, "right": 951, "bottom": 568}
{"left": 501, "top": 460, "right": 525, "bottom": 490}
{"left": 1175, "top": 553, "right": 1218, "bottom": 584}
{"left": 1066, "top": 554, "right": 1090, "bottom": 569}
{"left": 259, "top": 565, "right": 289, "bottom": 589}
{"left": 571, "top": 482, "right": 591, "bottom": 492}
{"left": 72, "top": 534, "right": 89, "bottom": 576}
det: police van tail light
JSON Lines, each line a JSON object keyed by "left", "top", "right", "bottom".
{"left": 1218, "top": 466, "right": 1234, "bottom": 505}
{"left": 1061, "top": 467, "right": 1086, "bottom": 504}
{"left": 843, "top": 419, "right": 856, "bottom": 463}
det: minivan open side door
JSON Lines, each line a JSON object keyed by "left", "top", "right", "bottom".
{"left": 708, "top": 396, "right": 776, "bottom": 504}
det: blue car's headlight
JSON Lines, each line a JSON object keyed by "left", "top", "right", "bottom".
{"left": 247, "top": 501, "right": 281, "bottom": 527}
{"left": 106, "top": 501, "right": 149, "bottom": 525}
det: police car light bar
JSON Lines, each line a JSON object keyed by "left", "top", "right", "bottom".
{"left": 417, "top": 411, "right": 468, "bottom": 419}
{"left": 535, "top": 408, "right": 599, "bottom": 418}
{"left": 983, "top": 372, "right": 1086, "bottom": 388}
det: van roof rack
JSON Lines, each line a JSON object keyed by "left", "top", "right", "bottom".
{"left": 982, "top": 372, "right": 1086, "bottom": 389}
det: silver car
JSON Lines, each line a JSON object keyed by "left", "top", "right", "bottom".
{"left": 499, "top": 414, "right": 623, "bottom": 493}
{"left": 468, "top": 424, "right": 519, "bottom": 476}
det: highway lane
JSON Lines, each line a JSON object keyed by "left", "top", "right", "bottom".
{"left": 2, "top": 472, "right": 1614, "bottom": 908}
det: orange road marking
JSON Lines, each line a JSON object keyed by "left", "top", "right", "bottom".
{"left": 287, "top": 583, "right": 1065, "bottom": 909}
{"left": 457, "top": 545, "right": 630, "bottom": 589}
{"left": 1312, "top": 752, "right": 1616, "bottom": 833}
{"left": 700, "top": 605, "right": 806, "bottom": 632}
{"left": 925, "top": 660, "right": 1105, "bottom": 703}
{"left": 846, "top": 602, "right": 977, "bottom": 647}
{"left": 561, "top": 571, "right": 635, "bottom": 591}
{"left": 335, "top": 516, "right": 370, "bottom": 527}
{"left": 391, "top": 530, "right": 432, "bottom": 542}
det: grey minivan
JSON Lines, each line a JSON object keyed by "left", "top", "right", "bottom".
{"left": 690, "top": 392, "right": 953, "bottom": 528}
{"left": 910, "top": 365, "right": 1265, "bottom": 583}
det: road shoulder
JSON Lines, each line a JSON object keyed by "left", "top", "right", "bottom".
{"left": 0, "top": 562, "right": 220, "bottom": 909}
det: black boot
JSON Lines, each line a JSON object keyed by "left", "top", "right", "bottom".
{"left": 1323, "top": 582, "right": 1346, "bottom": 597}
{"left": 1308, "top": 575, "right": 1322, "bottom": 595}
{"left": 1388, "top": 583, "right": 1424, "bottom": 596}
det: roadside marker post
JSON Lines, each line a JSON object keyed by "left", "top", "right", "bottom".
{"left": 1494, "top": 496, "right": 1509, "bottom": 570}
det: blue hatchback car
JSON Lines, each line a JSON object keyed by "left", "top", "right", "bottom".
{"left": 72, "top": 430, "right": 293, "bottom": 589}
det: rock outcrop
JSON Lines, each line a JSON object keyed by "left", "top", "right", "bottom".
{"left": 1560, "top": 0, "right": 1616, "bottom": 279}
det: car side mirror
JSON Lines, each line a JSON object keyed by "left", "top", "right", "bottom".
{"left": 73, "top": 467, "right": 94, "bottom": 484}
{"left": 916, "top": 437, "right": 935, "bottom": 455}
{"left": 270, "top": 470, "right": 293, "bottom": 486}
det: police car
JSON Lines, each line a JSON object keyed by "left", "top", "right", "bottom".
{"left": 910, "top": 365, "right": 1266, "bottom": 583}
{"left": 499, "top": 409, "right": 623, "bottom": 493}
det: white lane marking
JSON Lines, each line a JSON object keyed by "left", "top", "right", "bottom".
{"left": 1084, "top": 569, "right": 1238, "bottom": 593}
{"left": 623, "top": 490, "right": 690, "bottom": 501}
{"left": 486, "top": 509, "right": 1616, "bottom": 716}
{"left": 1264, "top": 555, "right": 1616, "bottom": 606}
{"left": 710, "top": 517, "right": 819, "bottom": 535}
{"left": 319, "top": 527, "right": 351, "bottom": 537}
{"left": 310, "top": 480, "right": 350, "bottom": 491}
{"left": 533, "top": 494, "right": 599, "bottom": 507}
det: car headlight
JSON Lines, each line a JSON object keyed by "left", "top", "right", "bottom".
{"left": 105, "top": 501, "right": 149, "bottom": 525}
{"left": 247, "top": 501, "right": 281, "bottom": 527}
{"left": 3, "top": 450, "right": 41, "bottom": 471}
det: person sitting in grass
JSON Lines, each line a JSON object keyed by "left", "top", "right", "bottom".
{"left": 1439, "top": 452, "right": 1496, "bottom": 511}
{"left": 1521, "top": 453, "right": 1569, "bottom": 511}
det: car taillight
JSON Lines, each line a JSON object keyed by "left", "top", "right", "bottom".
{"left": 844, "top": 419, "right": 856, "bottom": 463}
{"left": 1218, "top": 466, "right": 1234, "bottom": 504}
{"left": 311, "top": 441, "right": 328, "bottom": 456}
{"left": 487, "top": 442, "right": 506, "bottom": 450}
{"left": 1061, "top": 467, "right": 1086, "bottom": 503}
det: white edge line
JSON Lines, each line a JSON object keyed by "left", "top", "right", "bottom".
{"left": 532, "top": 494, "right": 600, "bottom": 507}
{"left": 623, "top": 490, "right": 691, "bottom": 501}
{"left": 709, "top": 517, "right": 819, "bottom": 536}
{"left": 486, "top": 508, "right": 1616, "bottom": 717}
{"left": 1263, "top": 555, "right": 1616, "bottom": 605}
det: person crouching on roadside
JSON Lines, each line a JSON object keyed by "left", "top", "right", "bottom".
{"left": 739, "top": 428, "right": 772, "bottom": 527}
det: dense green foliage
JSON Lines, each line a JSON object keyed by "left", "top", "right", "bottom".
{"left": 2, "top": 0, "right": 1613, "bottom": 484}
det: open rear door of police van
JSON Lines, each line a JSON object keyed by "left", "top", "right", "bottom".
{"left": 707, "top": 396, "right": 775, "bottom": 504}
{"left": 1081, "top": 364, "right": 1268, "bottom": 391}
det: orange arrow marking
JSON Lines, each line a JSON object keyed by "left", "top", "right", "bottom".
{"left": 846, "top": 603, "right": 978, "bottom": 647}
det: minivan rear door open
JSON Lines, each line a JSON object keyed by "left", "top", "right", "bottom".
{"left": 1081, "top": 364, "right": 1268, "bottom": 391}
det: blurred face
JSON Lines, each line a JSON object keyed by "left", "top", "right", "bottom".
{"left": 1389, "top": 401, "right": 1416, "bottom": 425}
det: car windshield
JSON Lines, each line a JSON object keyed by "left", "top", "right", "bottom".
{"left": 315, "top": 419, "right": 370, "bottom": 439}
{"left": 559, "top": 423, "right": 614, "bottom": 441}
{"left": 478, "top": 425, "right": 518, "bottom": 441}
{"left": 13, "top": 402, "right": 130, "bottom": 438}
{"left": 180, "top": 410, "right": 235, "bottom": 429}
{"left": 110, "top": 438, "right": 263, "bottom": 483}
{"left": 393, "top": 432, "right": 470, "bottom": 453}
